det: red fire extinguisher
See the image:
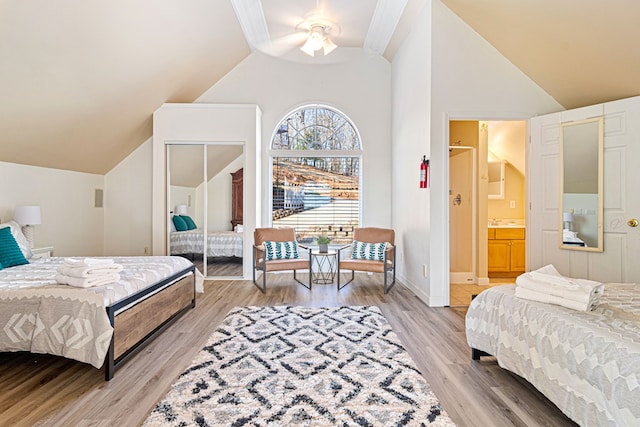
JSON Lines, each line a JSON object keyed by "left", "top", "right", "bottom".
{"left": 420, "top": 156, "right": 429, "bottom": 188}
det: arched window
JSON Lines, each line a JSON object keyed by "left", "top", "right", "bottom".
{"left": 270, "top": 105, "right": 362, "bottom": 244}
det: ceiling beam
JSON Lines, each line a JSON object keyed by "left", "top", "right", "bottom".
{"left": 230, "top": 0, "right": 270, "bottom": 52}
{"left": 364, "top": 0, "right": 409, "bottom": 55}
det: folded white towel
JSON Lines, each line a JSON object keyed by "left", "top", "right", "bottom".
{"left": 56, "top": 272, "right": 121, "bottom": 288}
{"left": 57, "top": 264, "right": 124, "bottom": 278}
{"left": 515, "top": 286, "right": 598, "bottom": 312}
{"left": 516, "top": 273, "right": 604, "bottom": 305}
{"left": 63, "top": 257, "right": 115, "bottom": 267}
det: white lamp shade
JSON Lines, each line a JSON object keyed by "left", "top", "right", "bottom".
{"left": 175, "top": 204, "right": 188, "bottom": 216}
{"left": 563, "top": 212, "right": 574, "bottom": 222}
{"left": 14, "top": 205, "right": 42, "bottom": 225}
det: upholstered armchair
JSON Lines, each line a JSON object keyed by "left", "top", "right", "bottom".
{"left": 337, "top": 227, "right": 396, "bottom": 293}
{"left": 252, "top": 227, "right": 311, "bottom": 293}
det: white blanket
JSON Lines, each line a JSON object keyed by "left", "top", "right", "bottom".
{"left": 514, "top": 286, "right": 599, "bottom": 311}
{"left": 515, "top": 264, "right": 604, "bottom": 311}
{"left": 63, "top": 257, "right": 115, "bottom": 267}
{"left": 57, "top": 264, "right": 124, "bottom": 278}
{"left": 56, "top": 272, "right": 121, "bottom": 288}
{"left": 0, "top": 256, "right": 202, "bottom": 369}
{"left": 466, "top": 284, "right": 640, "bottom": 426}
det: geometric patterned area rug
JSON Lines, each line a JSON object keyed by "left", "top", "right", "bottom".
{"left": 144, "top": 306, "right": 456, "bottom": 426}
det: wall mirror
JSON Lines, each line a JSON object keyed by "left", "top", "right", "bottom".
{"left": 559, "top": 116, "right": 604, "bottom": 252}
{"left": 487, "top": 161, "right": 505, "bottom": 199}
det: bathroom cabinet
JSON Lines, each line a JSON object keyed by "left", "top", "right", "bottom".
{"left": 488, "top": 227, "right": 525, "bottom": 277}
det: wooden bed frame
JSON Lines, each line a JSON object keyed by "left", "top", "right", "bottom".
{"left": 104, "top": 265, "right": 196, "bottom": 380}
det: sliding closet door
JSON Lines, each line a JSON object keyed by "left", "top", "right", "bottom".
{"left": 203, "top": 145, "right": 244, "bottom": 277}
{"left": 168, "top": 144, "right": 208, "bottom": 274}
{"left": 167, "top": 143, "right": 244, "bottom": 279}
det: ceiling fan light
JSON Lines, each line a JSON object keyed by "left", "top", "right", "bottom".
{"left": 300, "top": 25, "right": 336, "bottom": 56}
{"left": 322, "top": 37, "right": 337, "bottom": 55}
{"left": 300, "top": 37, "right": 318, "bottom": 56}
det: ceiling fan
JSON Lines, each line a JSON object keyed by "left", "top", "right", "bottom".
{"left": 232, "top": 0, "right": 341, "bottom": 59}
{"left": 296, "top": 16, "right": 340, "bottom": 56}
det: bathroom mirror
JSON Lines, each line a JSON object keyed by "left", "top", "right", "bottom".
{"left": 559, "top": 116, "right": 603, "bottom": 252}
{"left": 487, "top": 161, "right": 505, "bottom": 199}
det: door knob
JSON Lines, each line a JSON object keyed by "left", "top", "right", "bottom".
{"left": 628, "top": 219, "right": 639, "bottom": 227}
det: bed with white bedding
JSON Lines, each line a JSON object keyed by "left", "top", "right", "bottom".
{"left": 466, "top": 283, "right": 640, "bottom": 426}
{"left": 170, "top": 229, "right": 243, "bottom": 258}
{"left": 0, "top": 256, "right": 204, "bottom": 380}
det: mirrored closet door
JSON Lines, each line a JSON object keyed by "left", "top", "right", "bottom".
{"left": 167, "top": 143, "right": 244, "bottom": 279}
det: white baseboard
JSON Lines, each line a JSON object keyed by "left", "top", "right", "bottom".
{"left": 449, "top": 272, "right": 474, "bottom": 284}
{"left": 476, "top": 276, "right": 490, "bottom": 286}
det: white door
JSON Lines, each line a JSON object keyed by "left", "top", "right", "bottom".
{"left": 529, "top": 96, "right": 640, "bottom": 282}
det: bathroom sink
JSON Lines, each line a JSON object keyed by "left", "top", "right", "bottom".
{"left": 488, "top": 220, "right": 525, "bottom": 228}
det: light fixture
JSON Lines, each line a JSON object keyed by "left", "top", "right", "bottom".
{"left": 13, "top": 205, "right": 42, "bottom": 248}
{"left": 175, "top": 204, "right": 188, "bottom": 216}
{"left": 299, "top": 23, "right": 338, "bottom": 56}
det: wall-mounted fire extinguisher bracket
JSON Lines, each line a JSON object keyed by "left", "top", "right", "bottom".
{"left": 420, "top": 155, "right": 429, "bottom": 188}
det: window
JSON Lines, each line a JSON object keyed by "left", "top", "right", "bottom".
{"left": 271, "top": 105, "right": 362, "bottom": 244}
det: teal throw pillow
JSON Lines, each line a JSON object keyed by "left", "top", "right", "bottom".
{"left": 264, "top": 240, "right": 299, "bottom": 260}
{"left": 0, "top": 227, "right": 29, "bottom": 268}
{"left": 172, "top": 215, "right": 188, "bottom": 232}
{"left": 180, "top": 215, "right": 197, "bottom": 230}
{"left": 351, "top": 240, "right": 388, "bottom": 261}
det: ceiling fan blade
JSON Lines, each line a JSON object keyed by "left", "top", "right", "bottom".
{"left": 258, "top": 32, "right": 308, "bottom": 57}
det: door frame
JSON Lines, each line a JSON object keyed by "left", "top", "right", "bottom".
{"left": 443, "top": 112, "right": 532, "bottom": 299}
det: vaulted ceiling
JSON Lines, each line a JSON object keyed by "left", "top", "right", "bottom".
{"left": 1, "top": 0, "right": 638, "bottom": 175}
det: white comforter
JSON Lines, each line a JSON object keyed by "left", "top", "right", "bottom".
{"left": 170, "top": 230, "right": 243, "bottom": 258}
{"left": 0, "top": 256, "right": 202, "bottom": 368}
{"left": 466, "top": 284, "right": 640, "bottom": 427}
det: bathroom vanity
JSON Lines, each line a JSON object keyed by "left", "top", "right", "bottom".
{"left": 488, "top": 223, "right": 525, "bottom": 277}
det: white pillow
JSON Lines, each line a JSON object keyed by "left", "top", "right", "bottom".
{"left": 0, "top": 221, "right": 33, "bottom": 259}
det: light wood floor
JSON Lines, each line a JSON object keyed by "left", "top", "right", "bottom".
{"left": 0, "top": 274, "right": 576, "bottom": 427}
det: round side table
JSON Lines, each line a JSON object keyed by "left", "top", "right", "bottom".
{"left": 311, "top": 249, "right": 338, "bottom": 284}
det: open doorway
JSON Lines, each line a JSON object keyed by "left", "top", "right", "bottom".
{"left": 449, "top": 120, "right": 527, "bottom": 307}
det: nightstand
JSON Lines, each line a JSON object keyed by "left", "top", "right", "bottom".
{"left": 31, "top": 246, "right": 54, "bottom": 259}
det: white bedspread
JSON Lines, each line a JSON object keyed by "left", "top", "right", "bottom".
{"left": 170, "top": 230, "right": 243, "bottom": 258}
{"left": 466, "top": 284, "right": 640, "bottom": 427}
{"left": 0, "top": 256, "right": 202, "bottom": 368}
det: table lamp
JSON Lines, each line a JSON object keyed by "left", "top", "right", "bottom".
{"left": 13, "top": 205, "right": 42, "bottom": 248}
{"left": 563, "top": 212, "right": 574, "bottom": 231}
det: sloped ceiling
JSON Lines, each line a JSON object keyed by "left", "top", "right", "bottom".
{"left": 0, "top": 0, "right": 250, "bottom": 175}
{"left": 440, "top": 0, "right": 640, "bottom": 109}
{"left": 169, "top": 144, "right": 243, "bottom": 188}
{"left": 1, "top": 0, "right": 639, "bottom": 175}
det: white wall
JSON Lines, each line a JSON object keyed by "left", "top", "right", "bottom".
{"left": 391, "top": 0, "right": 563, "bottom": 306}
{"left": 390, "top": 3, "right": 433, "bottom": 304}
{"left": 171, "top": 186, "right": 196, "bottom": 218}
{"left": 104, "top": 139, "right": 153, "bottom": 256}
{"left": 152, "top": 104, "right": 261, "bottom": 279}
{"left": 0, "top": 161, "right": 104, "bottom": 256}
{"left": 197, "top": 50, "right": 392, "bottom": 229}
{"left": 199, "top": 155, "right": 243, "bottom": 231}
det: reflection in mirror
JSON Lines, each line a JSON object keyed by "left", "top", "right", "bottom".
{"left": 560, "top": 116, "right": 603, "bottom": 252}
{"left": 487, "top": 161, "right": 505, "bottom": 199}
{"left": 167, "top": 144, "right": 244, "bottom": 278}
